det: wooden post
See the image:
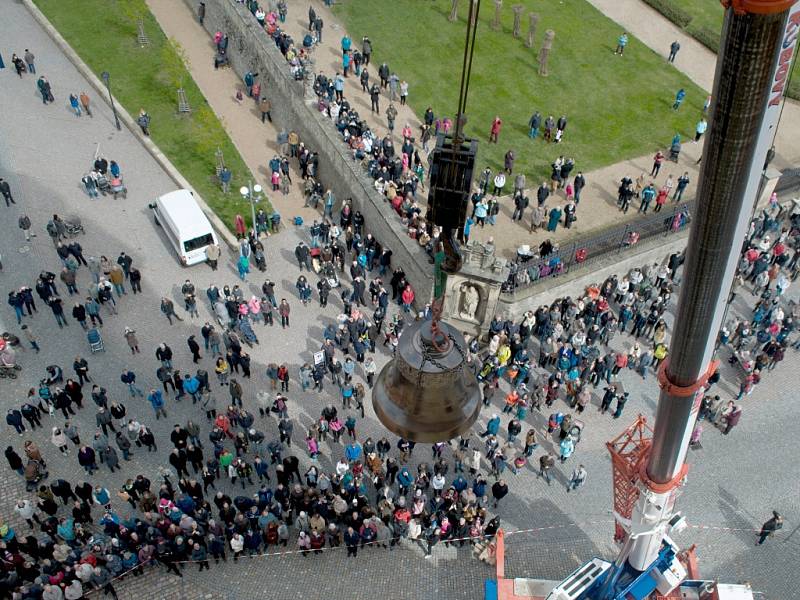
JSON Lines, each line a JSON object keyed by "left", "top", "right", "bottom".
{"left": 449, "top": 0, "right": 459, "bottom": 22}
{"left": 538, "top": 29, "right": 555, "bottom": 76}
{"left": 525, "top": 13, "right": 539, "bottom": 48}
{"left": 512, "top": 5, "right": 524, "bottom": 38}
{"left": 491, "top": 0, "right": 502, "bottom": 31}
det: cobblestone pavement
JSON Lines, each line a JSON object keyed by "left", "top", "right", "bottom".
{"left": 148, "top": 0, "right": 707, "bottom": 263}
{"left": 1, "top": 2, "right": 798, "bottom": 599}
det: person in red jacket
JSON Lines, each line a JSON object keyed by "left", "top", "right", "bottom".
{"left": 277, "top": 364, "right": 289, "bottom": 392}
{"left": 234, "top": 214, "right": 246, "bottom": 238}
{"left": 489, "top": 116, "right": 502, "bottom": 143}
{"left": 654, "top": 187, "right": 669, "bottom": 212}
{"left": 650, "top": 151, "right": 665, "bottom": 177}
{"left": 401, "top": 284, "right": 415, "bottom": 313}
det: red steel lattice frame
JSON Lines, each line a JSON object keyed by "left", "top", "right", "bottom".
{"left": 606, "top": 414, "right": 653, "bottom": 543}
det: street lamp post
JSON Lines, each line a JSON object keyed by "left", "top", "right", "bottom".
{"left": 100, "top": 71, "right": 122, "bottom": 131}
{"left": 239, "top": 182, "right": 263, "bottom": 235}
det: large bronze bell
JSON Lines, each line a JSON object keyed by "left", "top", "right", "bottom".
{"left": 372, "top": 318, "right": 481, "bottom": 442}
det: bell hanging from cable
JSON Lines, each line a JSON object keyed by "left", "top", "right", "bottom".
{"left": 372, "top": 317, "right": 481, "bottom": 443}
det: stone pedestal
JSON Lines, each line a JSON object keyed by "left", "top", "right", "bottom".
{"left": 449, "top": 0, "right": 459, "bottom": 22}
{"left": 538, "top": 30, "right": 555, "bottom": 76}
{"left": 491, "top": 0, "right": 503, "bottom": 31}
{"left": 526, "top": 13, "right": 539, "bottom": 48}
{"left": 442, "top": 241, "right": 508, "bottom": 338}
{"left": 512, "top": 5, "right": 524, "bottom": 38}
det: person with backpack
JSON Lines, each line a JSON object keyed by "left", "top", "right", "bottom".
{"left": 756, "top": 511, "right": 783, "bottom": 545}
{"left": 18, "top": 214, "right": 34, "bottom": 241}
{"left": 136, "top": 109, "right": 151, "bottom": 136}
{"left": 46, "top": 218, "right": 61, "bottom": 246}
{"left": 69, "top": 93, "right": 82, "bottom": 117}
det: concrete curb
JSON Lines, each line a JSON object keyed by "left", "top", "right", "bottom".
{"left": 21, "top": 0, "right": 239, "bottom": 252}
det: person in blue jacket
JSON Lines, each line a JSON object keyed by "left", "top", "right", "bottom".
{"left": 183, "top": 374, "right": 200, "bottom": 403}
{"left": 673, "top": 88, "right": 686, "bottom": 110}
{"left": 345, "top": 440, "right": 362, "bottom": 463}
{"left": 147, "top": 389, "right": 167, "bottom": 420}
{"left": 479, "top": 413, "right": 501, "bottom": 438}
{"left": 397, "top": 466, "right": 414, "bottom": 495}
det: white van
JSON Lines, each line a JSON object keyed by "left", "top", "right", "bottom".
{"left": 149, "top": 189, "right": 218, "bottom": 266}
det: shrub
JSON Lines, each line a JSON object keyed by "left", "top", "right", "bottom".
{"left": 641, "top": 0, "right": 693, "bottom": 29}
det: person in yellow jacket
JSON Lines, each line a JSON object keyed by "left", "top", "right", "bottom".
{"left": 497, "top": 343, "right": 511, "bottom": 367}
{"left": 653, "top": 343, "right": 668, "bottom": 370}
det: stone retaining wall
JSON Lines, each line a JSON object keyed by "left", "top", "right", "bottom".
{"left": 496, "top": 231, "right": 690, "bottom": 320}
{"left": 188, "top": 0, "right": 434, "bottom": 296}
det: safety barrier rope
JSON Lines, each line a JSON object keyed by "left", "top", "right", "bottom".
{"left": 79, "top": 515, "right": 785, "bottom": 596}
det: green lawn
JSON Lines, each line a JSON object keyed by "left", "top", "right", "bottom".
{"left": 34, "top": 0, "right": 264, "bottom": 232}
{"left": 334, "top": 0, "right": 705, "bottom": 179}
{"left": 645, "top": 0, "right": 799, "bottom": 97}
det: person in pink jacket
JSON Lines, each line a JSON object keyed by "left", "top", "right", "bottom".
{"left": 248, "top": 296, "right": 262, "bottom": 323}
{"left": 306, "top": 433, "right": 319, "bottom": 459}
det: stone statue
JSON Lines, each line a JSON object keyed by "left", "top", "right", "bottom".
{"left": 449, "top": 0, "right": 459, "bottom": 22}
{"left": 538, "top": 29, "right": 555, "bottom": 76}
{"left": 525, "top": 13, "right": 539, "bottom": 48}
{"left": 491, "top": 0, "right": 503, "bottom": 31}
{"left": 512, "top": 5, "right": 524, "bottom": 38}
{"left": 459, "top": 283, "right": 480, "bottom": 320}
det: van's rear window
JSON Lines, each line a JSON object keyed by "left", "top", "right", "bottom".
{"left": 183, "top": 234, "right": 214, "bottom": 252}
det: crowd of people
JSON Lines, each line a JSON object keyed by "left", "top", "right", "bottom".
{"left": 3, "top": 178, "right": 796, "bottom": 597}
{"left": 1, "top": 3, "right": 796, "bottom": 599}
{"left": 226, "top": 0, "right": 723, "bottom": 288}
{"left": 0, "top": 205, "right": 504, "bottom": 599}
{"left": 228, "top": 0, "right": 688, "bottom": 296}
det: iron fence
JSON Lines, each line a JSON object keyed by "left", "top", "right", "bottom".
{"left": 501, "top": 200, "right": 695, "bottom": 294}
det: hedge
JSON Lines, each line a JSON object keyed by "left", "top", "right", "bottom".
{"left": 686, "top": 24, "right": 720, "bottom": 54}
{"left": 641, "top": 0, "right": 693, "bottom": 29}
{"left": 788, "top": 79, "right": 800, "bottom": 101}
